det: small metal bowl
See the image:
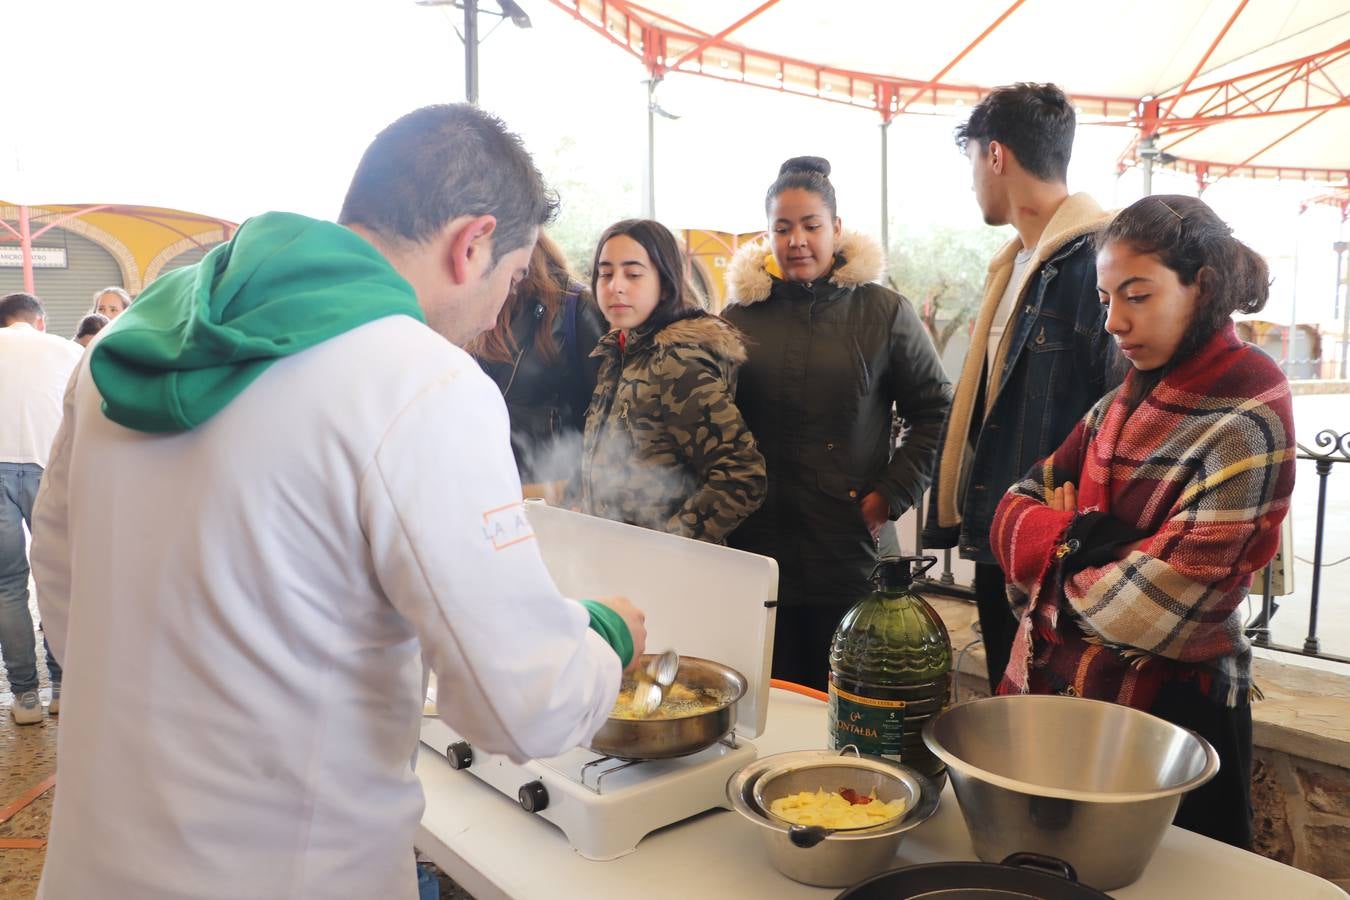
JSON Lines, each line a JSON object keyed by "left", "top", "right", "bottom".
{"left": 727, "top": 749, "right": 940, "bottom": 888}
{"left": 754, "top": 758, "right": 912, "bottom": 841}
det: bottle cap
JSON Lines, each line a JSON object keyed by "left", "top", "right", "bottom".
{"left": 871, "top": 556, "right": 938, "bottom": 590}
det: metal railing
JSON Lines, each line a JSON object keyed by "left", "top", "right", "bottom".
{"left": 1247, "top": 429, "right": 1350, "bottom": 665}
{"left": 903, "top": 427, "right": 1350, "bottom": 664}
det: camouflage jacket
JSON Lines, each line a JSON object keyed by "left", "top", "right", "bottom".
{"left": 581, "top": 313, "right": 766, "bottom": 543}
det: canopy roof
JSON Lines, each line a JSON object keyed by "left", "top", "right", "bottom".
{"left": 550, "top": 0, "right": 1350, "bottom": 185}
{"left": 1, "top": 203, "right": 235, "bottom": 294}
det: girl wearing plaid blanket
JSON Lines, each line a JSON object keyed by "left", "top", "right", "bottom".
{"left": 990, "top": 195, "right": 1295, "bottom": 848}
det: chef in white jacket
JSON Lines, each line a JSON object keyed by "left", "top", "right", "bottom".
{"left": 30, "top": 104, "right": 645, "bottom": 900}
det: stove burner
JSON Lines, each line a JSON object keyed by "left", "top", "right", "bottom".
{"left": 574, "top": 733, "right": 742, "bottom": 794}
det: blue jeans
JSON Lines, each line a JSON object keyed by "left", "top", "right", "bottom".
{"left": 0, "top": 462, "right": 61, "bottom": 694}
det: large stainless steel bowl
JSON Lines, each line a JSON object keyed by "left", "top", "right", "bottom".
{"left": 922, "top": 694, "right": 1220, "bottom": 891}
{"left": 587, "top": 655, "right": 746, "bottom": 760}
{"left": 727, "top": 749, "right": 941, "bottom": 887}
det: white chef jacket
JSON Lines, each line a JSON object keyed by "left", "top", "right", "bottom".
{"left": 0, "top": 322, "right": 83, "bottom": 467}
{"left": 30, "top": 316, "right": 621, "bottom": 900}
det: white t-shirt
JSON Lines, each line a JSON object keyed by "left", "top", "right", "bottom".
{"left": 0, "top": 322, "right": 82, "bottom": 467}
{"left": 986, "top": 246, "right": 1037, "bottom": 382}
{"left": 32, "top": 316, "right": 621, "bottom": 900}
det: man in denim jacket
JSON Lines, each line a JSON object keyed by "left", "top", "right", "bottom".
{"left": 923, "top": 83, "right": 1120, "bottom": 691}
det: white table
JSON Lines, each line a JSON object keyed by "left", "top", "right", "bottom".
{"left": 417, "top": 689, "right": 1347, "bottom": 899}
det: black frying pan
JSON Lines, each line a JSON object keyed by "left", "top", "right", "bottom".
{"left": 836, "top": 854, "right": 1113, "bottom": 899}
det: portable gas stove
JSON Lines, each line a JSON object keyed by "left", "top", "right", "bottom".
{"left": 420, "top": 717, "right": 758, "bottom": 860}
{"left": 420, "top": 502, "right": 778, "bottom": 861}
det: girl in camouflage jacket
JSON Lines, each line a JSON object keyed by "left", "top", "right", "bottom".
{"left": 581, "top": 220, "right": 766, "bottom": 543}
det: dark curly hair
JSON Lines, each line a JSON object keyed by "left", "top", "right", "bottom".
{"left": 954, "top": 83, "right": 1075, "bottom": 183}
{"left": 1100, "top": 194, "right": 1270, "bottom": 406}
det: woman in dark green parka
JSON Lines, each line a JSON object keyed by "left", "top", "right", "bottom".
{"left": 722, "top": 157, "right": 953, "bottom": 690}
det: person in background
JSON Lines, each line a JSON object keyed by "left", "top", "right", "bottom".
{"left": 30, "top": 103, "right": 645, "bottom": 900}
{"left": 582, "top": 218, "right": 765, "bottom": 543}
{"left": 723, "top": 156, "right": 951, "bottom": 691}
{"left": 923, "top": 83, "right": 1118, "bottom": 693}
{"left": 991, "top": 195, "right": 1294, "bottom": 848}
{"left": 0, "top": 292, "right": 82, "bottom": 725}
{"left": 74, "top": 313, "right": 109, "bottom": 348}
{"left": 469, "top": 231, "right": 607, "bottom": 503}
{"left": 91, "top": 286, "right": 132, "bottom": 320}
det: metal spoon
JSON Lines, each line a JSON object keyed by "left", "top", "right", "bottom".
{"left": 630, "top": 649, "right": 680, "bottom": 717}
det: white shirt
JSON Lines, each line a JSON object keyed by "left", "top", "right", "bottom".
{"left": 0, "top": 322, "right": 83, "bottom": 468}
{"left": 31, "top": 316, "right": 621, "bottom": 900}
{"left": 986, "top": 246, "right": 1037, "bottom": 381}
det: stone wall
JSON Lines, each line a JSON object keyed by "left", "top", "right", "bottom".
{"left": 1253, "top": 750, "right": 1350, "bottom": 891}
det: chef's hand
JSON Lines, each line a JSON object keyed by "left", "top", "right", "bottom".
{"left": 593, "top": 595, "right": 647, "bottom": 673}
{"left": 860, "top": 491, "right": 890, "bottom": 540}
{"left": 1049, "top": 482, "right": 1077, "bottom": 512}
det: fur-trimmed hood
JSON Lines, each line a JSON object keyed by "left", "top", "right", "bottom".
{"left": 652, "top": 313, "right": 748, "bottom": 364}
{"left": 594, "top": 312, "right": 748, "bottom": 365}
{"left": 724, "top": 230, "right": 885, "bottom": 306}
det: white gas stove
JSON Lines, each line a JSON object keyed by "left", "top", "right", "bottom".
{"left": 420, "top": 502, "right": 778, "bottom": 861}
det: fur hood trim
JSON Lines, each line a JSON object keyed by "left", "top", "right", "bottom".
{"left": 652, "top": 314, "right": 748, "bottom": 364}
{"left": 724, "top": 229, "right": 885, "bottom": 306}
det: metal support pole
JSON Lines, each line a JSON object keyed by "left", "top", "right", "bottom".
{"left": 1336, "top": 241, "right": 1348, "bottom": 379}
{"left": 1139, "top": 137, "right": 1156, "bottom": 197}
{"left": 19, "top": 205, "right": 34, "bottom": 295}
{"left": 643, "top": 79, "right": 657, "bottom": 219}
{"left": 1305, "top": 459, "right": 1331, "bottom": 655}
{"left": 880, "top": 119, "right": 891, "bottom": 262}
{"left": 464, "top": 0, "right": 479, "bottom": 105}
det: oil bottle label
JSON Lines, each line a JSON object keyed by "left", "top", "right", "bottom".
{"left": 828, "top": 683, "right": 905, "bottom": 759}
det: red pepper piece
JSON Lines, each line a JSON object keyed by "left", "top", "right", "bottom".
{"left": 839, "top": 788, "right": 871, "bottom": 805}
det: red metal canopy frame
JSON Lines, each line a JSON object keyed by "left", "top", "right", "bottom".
{"left": 549, "top": 0, "right": 1350, "bottom": 188}
{"left": 0, "top": 204, "right": 236, "bottom": 296}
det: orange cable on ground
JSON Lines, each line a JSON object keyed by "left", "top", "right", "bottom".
{"left": 0, "top": 774, "right": 56, "bottom": 825}
{"left": 770, "top": 678, "right": 828, "bottom": 702}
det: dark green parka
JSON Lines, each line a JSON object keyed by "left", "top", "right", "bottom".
{"left": 722, "top": 230, "right": 953, "bottom": 606}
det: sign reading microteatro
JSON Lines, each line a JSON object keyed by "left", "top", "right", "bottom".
{"left": 0, "top": 247, "right": 69, "bottom": 268}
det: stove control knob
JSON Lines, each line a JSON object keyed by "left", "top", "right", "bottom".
{"left": 446, "top": 741, "right": 473, "bottom": 770}
{"left": 518, "top": 780, "right": 549, "bottom": 813}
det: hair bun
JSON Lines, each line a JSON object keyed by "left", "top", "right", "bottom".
{"left": 779, "top": 156, "right": 831, "bottom": 178}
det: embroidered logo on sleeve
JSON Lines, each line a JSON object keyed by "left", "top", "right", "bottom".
{"left": 481, "top": 502, "right": 535, "bottom": 551}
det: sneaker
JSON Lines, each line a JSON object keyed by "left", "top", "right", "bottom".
{"left": 12, "top": 690, "right": 43, "bottom": 725}
{"left": 48, "top": 684, "right": 60, "bottom": 716}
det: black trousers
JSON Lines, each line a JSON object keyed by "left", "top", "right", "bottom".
{"left": 1149, "top": 681, "right": 1254, "bottom": 849}
{"left": 770, "top": 603, "right": 847, "bottom": 692}
{"left": 974, "top": 562, "right": 1020, "bottom": 694}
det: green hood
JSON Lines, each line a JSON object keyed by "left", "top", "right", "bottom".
{"left": 90, "top": 212, "right": 425, "bottom": 433}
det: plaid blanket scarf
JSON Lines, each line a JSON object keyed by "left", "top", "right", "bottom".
{"left": 991, "top": 323, "right": 1295, "bottom": 708}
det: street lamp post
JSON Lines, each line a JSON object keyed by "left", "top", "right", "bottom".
{"left": 415, "top": 0, "right": 531, "bottom": 104}
{"left": 1335, "top": 240, "right": 1349, "bottom": 379}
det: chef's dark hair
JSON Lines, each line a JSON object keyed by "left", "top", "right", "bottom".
{"left": 765, "top": 156, "right": 837, "bottom": 219}
{"left": 339, "top": 103, "right": 558, "bottom": 266}
{"left": 591, "top": 219, "right": 707, "bottom": 334}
